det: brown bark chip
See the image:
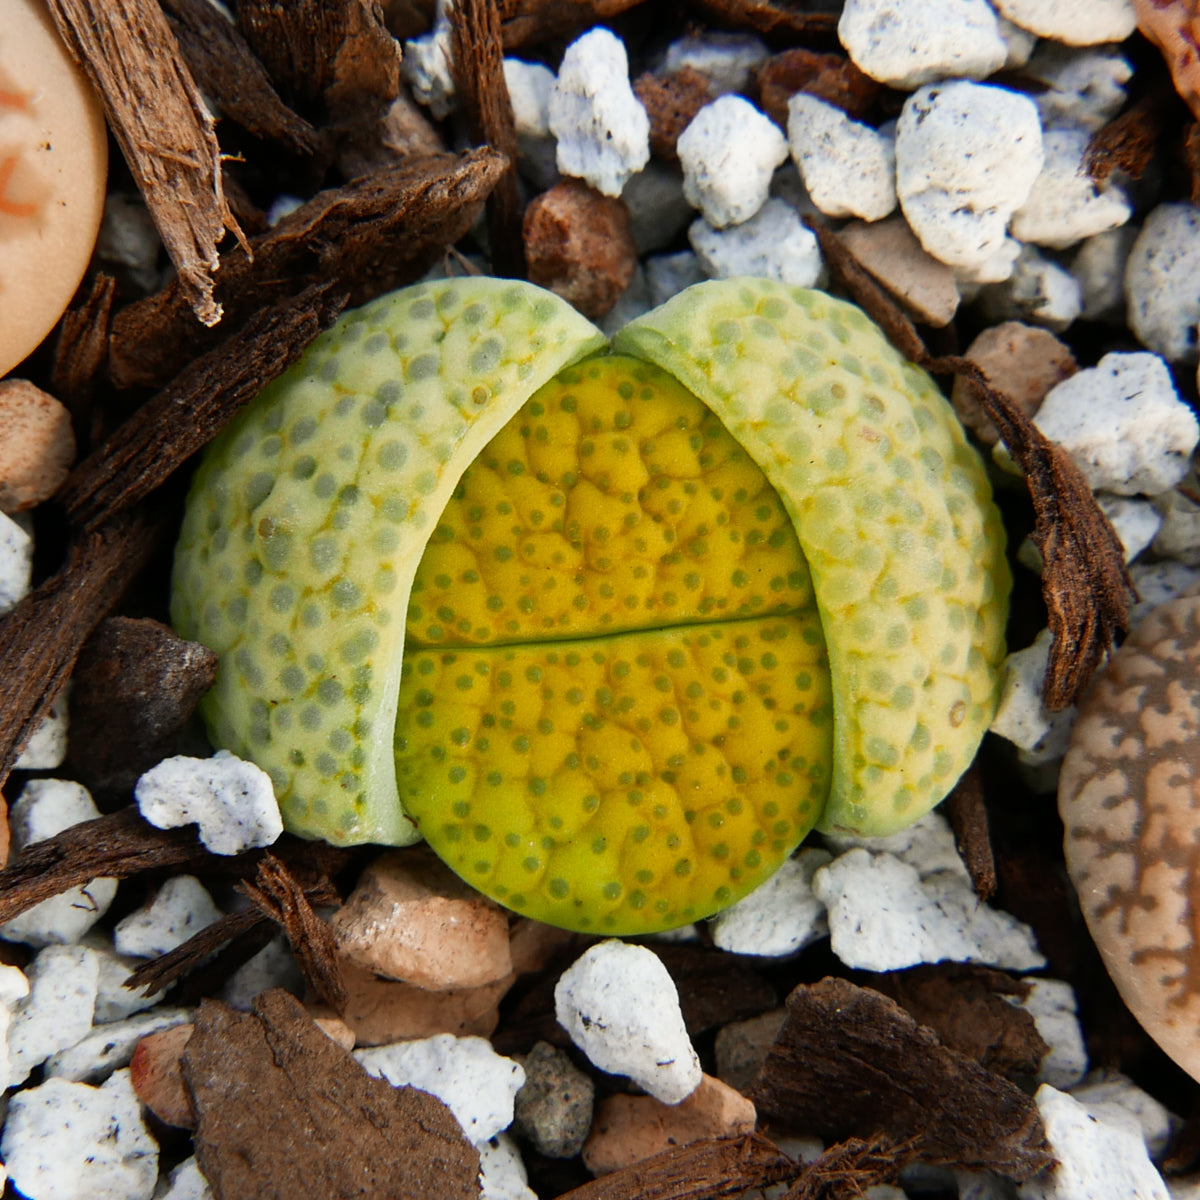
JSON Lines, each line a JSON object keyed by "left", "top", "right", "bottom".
{"left": 50, "top": 273, "right": 116, "bottom": 450}
{"left": 66, "top": 617, "right": 218, "bottom": 795}
{"left": 754, "top": 49, "right": 880, "bottom": 127}
{"left": 498, "top": 0, "right": 647, "bottom": 52}
{"left": 750, "top": 978, "right": 1054, "bottom": 1181}
{"left": 44, "top": 0, "right": 244, "bottom": 327}
{"left": 634, "top": 68, "right": 713, "bottom": 164}
{"left": 945, "top": 766, "right": 997, "bottom": 901}
{"left": 184, "top": 990, "right": 481, "bottom": 1200}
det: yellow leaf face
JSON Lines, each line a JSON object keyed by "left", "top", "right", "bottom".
{"left": 172, "top": 277, "right": 1009, "bottom": 932}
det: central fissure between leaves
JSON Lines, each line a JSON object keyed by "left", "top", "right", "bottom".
{"left": 395, "top": 354, "right": 833, "bottom": 933}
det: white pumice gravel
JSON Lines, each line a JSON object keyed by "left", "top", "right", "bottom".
{"left": 154, "top": 1157, "right": 212, "bottom": 1200}
{"left": 401, "top": 0, "right": 455, "bottom": 119}
{"left": 623, "top": 161, "right": 693, "bottom": 254}
{"left": 503, "top": 59, "right": 558, "bottom": 191}
{"left": 990, "top": 629, "right": 1079, "bottom": 765}
{"left": 707, "top": 847, "right": 832, "bottom": 957}
{"left": 2, "top": 1070, "right": 158, "bottom": 1200}
{"left": 554, "top": 940, "right": 701, "bottom": 1104}
{"left": 548, "top": 28, "right": 650, "bottom": 198}
{"left": 1011, "top": 979, "right": 1089, "bottom": 1090}
{"left": 1026, "top": 44, "right": 1134, "bottom": 132}
{"left": 661, "top": 31, "right": 769, "bottom": 96}
{"left": 44, "top": 1007, "right": 192, "bottom": 1085}
{"left": 1072, "top": 225, "right": 1140, "bottom": 322}
{"left": 134, "top": 749, "right": 283, "bottom": 855}
{"left": 0, "top": 508, "right": 32, "bottom": 617}
{"left": 644, "top": 249, "right": 708, "bottom": 306}
{"left": 113, "top": 875, "right": 223, "bottom": 959}
{"left": 478, "top": 1133, "right": 538, "bottom": 1200}
{"left": 1096, "top": 493, "right": 1164, "bottom": 562}
{"left": 0, "top": 779, "right": 118, "bottom": 948}
{"left": 87, "top": 935, "right": 169, "bottom": 1023}
{"left": 824, "top": 811, "right": 972, "bottom": 882}
{"left": 677, "top": 95, "right": 789, "bottom": 228}
{"left": 812, "top": 848, "right": 1046, "bottom": 972}
{"left": 895, "top": 81, "right": 1043, "bottom": 271}
{"left": 786, "top": 94, "right": 896, "bottom": 221}
{"left": 9, "top": 944, "right": 100, "bottom": 1087}
{"left": 688, "top": 198, "right": 823, "bottom": 286}
{"left": 218, "top": 934, "right": 304, "bottom": 1011}
{"left": 0, "top": 964, "right": 29, "bottom": 1092}
{"left": 1029, "top": 351, "right": 1200, "bottom": 495}
{"left": 990, "top": 0, "right": 1138, "bottom": 46}
{"left": 1129, "top": 559, "right": 1200, "bottom": 624}
{"left": 978, "top": 244, "right": 1083, "bottom": 331}
{"left": 836, "top": 0, "right": 1008, "bottom": 89}
{"left": 1017, "top": 1084, "right": 1170, "bottom": 1200}
{"left": 14, "top": 686, "right": 70, "bottom": 771}
{"left": 1124, "top": 203, "right": 1200, "bottom": 363}
{"left": 1011, "top": 129, "right": 1132, "bottom": 250}
{"left": 1072, "top": 1071, "right": 1180, "bottom": 1163}
{"left": 355, "top": 1034, "right": 525, "bottom": 1142}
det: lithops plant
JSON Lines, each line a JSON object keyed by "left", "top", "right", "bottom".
{"left": 172, "top": 276, "right": 1010, "bottom": 934}
{"left": 1058, "top": 590, "right": 1200, "bottom": 1082}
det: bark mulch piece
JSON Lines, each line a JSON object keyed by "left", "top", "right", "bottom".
{"left": 784, "top": 1134, "right": 913, "bottom": 1200}
{"left": 499, "top": 0, "right": 647, "bottom": 51}
{"left": 66, "top": 616, "right": 218, "bottom": 796}
{"left": 754, "top": 48, "right": 882, "bottom": 127}
{"left": 183, "top": 989, "right": 481, "bottom": 1200}
{"left": 809, "top": 215, "right": 1134, "bottom": 710}
{"left": 108, "top": 148, "right": 508, "bottom": 390}
{"left": 946, "top": 766, "right": 997, "bottom": 901}
{"left": 634, "top": 67, "right": 713, "bottom": 165}
{"left": 690, "top": 0, "right": 840, "bottom": 39}
{"left": 50, "top": 272, "right": 117, "bottom": 450}
{"left": 871, "top": 964, "right": 1049, "bottom": 1082}
{"left": 554, "top": 1132, "right": 798, "bottom": 1200}
{"left": 45, "top": 0, "right": 244, "bottom": 327}
{"left": 751, "top": 977, "right": 1055, "bottom": 1181}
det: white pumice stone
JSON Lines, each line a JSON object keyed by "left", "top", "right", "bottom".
{"left": 661, "top": 31, "right": 769, "bottom": 96}
{"left": 1072, "top": 226, "right": 1140, "bottom": 322}
{"left": 1026, "top": 45, "right": 1133, "bottom": 133}
{"left": 554, "top": 940, "right": 701, "bottom": 1104}
{"left": 622, "top": 161, "right": 694, "bottom": 254}
{"left": 1017, "top": 1084, "right": 1170, "bottom": 1200}
{"left": 154, "top": 1157, "right": 212, "bottom": 1200}
{"left": 1013, "top": 979, "right": 1088, "bottom": 1090}
{"left": 113, "top": 875, "right": 223, "bottom": 960}
{"left": 14, "top": 686, "right": 69, "bottom": 770}
{"left": 1129, "top": 560, "right": 1200, "bottom": 624}
{"left": 85, "top": 936, "right": 169, "bottom": 1023}
{"left": 677, "top": 96, "right": 789, "bottom": 228}
{"left": 0, "top": 964, "right": 29, "bottom": 1092}
{"left": 958, "top": 1171, "right": 1023, "bottom": 1200}
{"left": 2, "top": 1070, "right": 158, "bottom": 1200}
{"left": 823, "top": 811, "right": 971, "bottom": 883}
{"left": 786, "top": 94, "right": 895, "bottom": 221}
{"left": 1011, "top": 130, "right": 1131, "bottom": 250}
{"left": 688, "top": 199, "right": 823, "bottom": 286}
{"left": 990, "top": 630, "right": 1078, "bottom": 765}
{"left": 402, "top": 2, "right": 455, "bottom": 119}
{"left": 979, "top": 244, "right": 1083, "bottom": 332}
{"left": 1072, "top": 1071, "right": 1179, "bottom": 1163}
{"left": 1125, "top": 204, "right": 1200, "bottom": 364}
{"left": 1031, "top": 352, "right": 1200, "bottom": 495}
{"left": 355, "top": 1034, "right": 525, "bottom": 1142}
{"left": 548, "top": 27, "right": 650, "bottom": 198}
{"left": 219, "top": 935, "right": 304, "bottom": 1011}
{"left": 477, "top": 1133, "right": 538, "bottom": 1200}
{"left": 1096, "top": 494, "right": 1163, "bottom": 563}
{"left": 0, "top": 779, "right": 117, "bottom": 948}
{"left": 895, "top": 81, "right": 1043, "bottom": 271}
{"left": 45, "top": 1007, "right": 192, "bottom": 1085}
{"left": 997, "top": 16, "right": 1037, "bottom": 68}
{"left": 599, "top": 267, "right": 651, "bottom": 338}
{"left": 955, "top": 238, "right": 1023, "bottom": 287}
{"left": 9, "top": 944, "right": 100, "bottom": 1086}
{"left": 708, "top": 848, "right": 832, "bottom": 956}
{"left": 135, "top": 749, "right": 283, "bottom": 855}
{"left": 812, "top": 849, "right": 1046, "bottom": 972}
{"left": 837, "top": 0, "right": 1008, "bottom": 89}
{"left": 990, "top": 0, "right": 1137, "bottom": 46}
{"left": 644, "top": 250, "right": 708, "bottom": 306}
{"left": 0, "top": 509, "right": 32, "bottom": 617}
{"left": 503, "top": 58, "right": 558, "bottom": 190}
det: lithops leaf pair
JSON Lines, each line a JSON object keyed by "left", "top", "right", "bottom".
{"left": 172, "top": 277, "right": 1010, "bottom": 934}
{"left": 1059, "top": 590, "right": 1200, "bottom": 1083}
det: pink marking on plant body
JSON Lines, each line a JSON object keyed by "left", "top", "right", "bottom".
{"left": 0, "top": 155, "right": 37, "bottom": 218}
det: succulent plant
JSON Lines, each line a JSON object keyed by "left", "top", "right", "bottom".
{"left": 172, "top": 277, "right": 1010, "bottom": 933}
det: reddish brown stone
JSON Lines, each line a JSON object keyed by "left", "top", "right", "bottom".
{"left": 131, "top": 1022, "right": 196, "bottom": 1129}
{"left": 0, "top": 379, "right": 76, "bottom": 513}
{"left": 633, "top": 67, "right": 712, "bottom": 164}
{"left": 523, "top": 180, "right": 637, "bottom": 321}
{"left": 755, "top": 48, "right": 880, "bottom": 128}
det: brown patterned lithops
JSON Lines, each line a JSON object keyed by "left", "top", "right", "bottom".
{"left": 1059, "top": 593, "right": 1200, "bottom": 1082}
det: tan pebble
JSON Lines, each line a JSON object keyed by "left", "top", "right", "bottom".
{"left": 330, "top": 848, "right": 512, "bottom": 990}
{"left": 523, "top": 180, "right": 638, "bottom": 321}
{"left": 1, "top": 1, "right": 108, "bottom": 377}
{"left": 309, "top": 959, "right": 512, "bottom": 1047}
{"left": 713, "top": 1007, "right": 788, "bottom": 1094}
{"left": 0, "top": 379, "right": 76, "bottom": 512}
{"left": 312, "top": 1014, "right": 357, "bottom": 1051}
{"left": 1059, "top": 593, "right": 1200, "bottom": 1083}
{"left": 581, "top": 1074, "right": 756, "bottom": 1175}
{"left": 951, "top": 321, "right": 1077, "bottom": 445}
{"left": 838, "top": 216, "right": 960, "bottom": 329}
{"left": 129, "top": 1022, "right": 195, "bottom": 1128}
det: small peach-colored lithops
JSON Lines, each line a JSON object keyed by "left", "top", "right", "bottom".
{"left": 1, "top": 0, "right": 108, "bottom": 377}
{"left": 1059, "top": 591, "right": 1200, "bottom": 1083}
